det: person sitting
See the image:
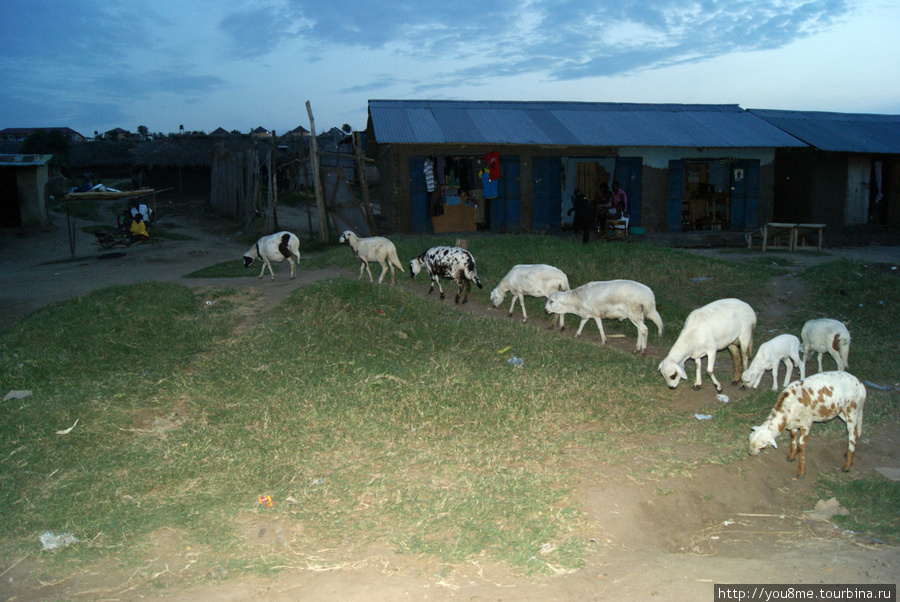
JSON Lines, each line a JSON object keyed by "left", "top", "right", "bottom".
{"left": 129, "top": 213, "right": 150, "bottom": 241}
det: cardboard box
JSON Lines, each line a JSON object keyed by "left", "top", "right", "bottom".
{"left": 433, "top": 204, "right": 477, "bottom": 233}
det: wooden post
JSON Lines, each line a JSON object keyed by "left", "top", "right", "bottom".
{"left": 270, "top": 131, "right": 278, "bottom": 231}
{"left": 306, "top": 101, "right": 328, "bottom": 242}
{"left": 353, "top": 131, "right": 377, "bottom": 234}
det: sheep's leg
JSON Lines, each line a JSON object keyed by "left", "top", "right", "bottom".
{"left": 693, "top": 357, "right": 705, "bottom": 390}
{"left": 556, "top": 313, "right": 565, "bottom": 330}
{"left": 574, "top": 318, "right": 590, "bottom": 337}
{"left": 827, "top": 348, "right": 843, "bottom": 371}
{"left": 817, "top": 352, "right": 824, "bottom": 374}
{"left": 631, "top": 317, "right": 648, "bottom": 355}
{"left": 727, "top": 343, "right": 743, "bottom": 385}
{"left": 267, "top": 260, "right": 276, "bottom": 280}
{"left": 358, "top": 262, "right": 366, "bottom": 280}
{"left": 795, "top": 427, "right": 809, "bottom": 477}
{"left": 508, "top": 295, "right": 519, "bottom": 317}
{"left": 841, "top": 411, "right": 860, "bottom": 472}
{"left": 705, "top": 352, "right": 724, "bottom": 392}
{"left": 770, "top": 361, "right": 780, "bottom": 391}
{"left": 289, "top": 258, "right": 297, "bottom": 279}
{"left": 365, "top": 262, "right": 374, "bottom": 283}
{"left": 591, "top": 317, "right": 607, "bottom": 344}
{"left": 518, "top": 295, "right": 528, "bottom": 322}
{"left": 787, "top": 429, "right": 799, "bottom": 462}
{"left": 780, "top": 359, "right": 792, "bottom": 389}
{"left": 377, "top": 260, "right": 388, "bottom": 284}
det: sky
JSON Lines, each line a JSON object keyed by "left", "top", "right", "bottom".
{"left": 1, "top": 0, "right": 899, "bottom": 139}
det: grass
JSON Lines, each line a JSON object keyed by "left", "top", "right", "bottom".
{"left": 1, "top": 236, "right": 898, "bottom": 586}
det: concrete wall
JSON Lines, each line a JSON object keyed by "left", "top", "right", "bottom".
{"left": 16, "top": 164, "right": 50, "bottom": 228}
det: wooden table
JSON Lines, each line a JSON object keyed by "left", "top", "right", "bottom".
{"left": 746, "top": 223, "right": 826, "bottom": 252}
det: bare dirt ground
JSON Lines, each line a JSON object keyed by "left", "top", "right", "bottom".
{"left": 1, "top": 205, "right": 899, "bottom": 600}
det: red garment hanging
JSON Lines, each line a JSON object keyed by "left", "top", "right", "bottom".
{"left": 484, "top": 151, "right": 501, "bottom": 180}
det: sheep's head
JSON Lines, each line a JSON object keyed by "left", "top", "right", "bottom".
{"left": 242, "top": 245, "right": 258, "bottom": 268}
{"left": 338, "top": 230, "right": 354, "bottom": 244}
{"left": 658, "top": 358, "right": 687, "bottom": 389}
{"left": 489, "top": 287, "right": 505, "bottom": 308}
{"left": 408, "top": 257, "right": 422, "bottom": 278}
{"left": 243, "top": 255, "right": 254, "bottom": 268}
{"left": 748, "top": 425, "right": 778, "bottom": 456}
{"left": 544, "top": 292, "right": 562, "bottom": 315}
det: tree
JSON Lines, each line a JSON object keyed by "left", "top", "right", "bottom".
{"left": 137, "top": 125, "right": 149, "bottom": 139}
{"left": 21, "top": 129, "right": 72, "bottom": 175}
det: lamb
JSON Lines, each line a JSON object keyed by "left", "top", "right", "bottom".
{"left": 409, "top": 246, "right": 483, "bottom": 303}
{"left": 243, "top": 231, "right": 301, "bottom": 280}
{"left": 337, "top": 230, "right": 404, "bottom": 285}
{"left": 658, "top": 298, "right": 756, "bottom": 392}
{"left": 748, "top": 371, "right": 866, "bottom": 478}
{"left": 490, "top": 264, "right": 570, "bottom": 328}
{"left": 741, "top": 334, "right": 805, "bottom": 391}
{"left": 801, "top": 318, "right": 850, "bottom": 373}
{"left": 543, "top": 279, "right": 663, "bottom": 354}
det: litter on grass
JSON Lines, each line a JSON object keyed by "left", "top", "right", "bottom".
{"left": 694, "top": 414, "right": 713, "bottom": 420}
{"left": 3, "top": 390, "right": 32, "bottom": 402}
{"left": 716, "top": 394, "right": 730, "bottom": 403}
{"left": 55, "top": 419, "right": 79, "bottom": 435}
{"left": 40, "top": 531, "right": 78, "bottom": 551}
{"left": 507, "top": 356, "right": 524, "bottom": 366}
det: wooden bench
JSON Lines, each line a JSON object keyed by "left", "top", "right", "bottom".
{"left": 746, "top": 223, "right": 826, "bottom": 252}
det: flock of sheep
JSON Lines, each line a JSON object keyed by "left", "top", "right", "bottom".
{"left": 244, "top": 230, "right": 866, "bottom": 479}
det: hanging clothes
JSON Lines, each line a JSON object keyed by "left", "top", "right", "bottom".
{"left": 484, "top": 151, "right": 501, "bottom": 181}
{"left": 481, "top": 168, "right": 498, "bottom": 199}
{"left": 424, "top": 158, "right": 436, "bottom": 192}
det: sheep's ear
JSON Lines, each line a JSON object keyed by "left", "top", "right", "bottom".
{"left": 676, "top": 365, "right": 687, "bottom": 380}
{"left": 750, "top": 425, "right": 759, "bottom": 432}
{"left": 769, "top": 436, "right": 778, "bottom": 449}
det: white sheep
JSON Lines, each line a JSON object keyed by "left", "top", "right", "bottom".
{"left": 741, "top": 334, "right": 805, "bottom": 391}
{"left": 243, "top": 231, "right": 301, "bottom": 280}
{"left": 490, "top": 264, "right": 570, "bottom": 328}
{"left": 658, "top": 298, "right": 756, "bottom": 392}
{"left": 801, "top": 318, "right": 850, "bottom": 373}
{"left": 748, "top": 371, "right": 866, "bottom": 478}
{"left": 338, "top": 230, "right": 404, "bottom": 285}
{"left": 543, "top": 279, "right": 663, "bottom": 354}
{"left": 409, "top": 246, "right": 483, "bottom": 304}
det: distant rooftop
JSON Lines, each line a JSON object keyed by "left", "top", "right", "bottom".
{"left": 749, "top": 109, "right": 900, "bottom": 154}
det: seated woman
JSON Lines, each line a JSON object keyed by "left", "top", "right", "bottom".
{"left": 129, "top": 212, "right": 150, "bottom": 241}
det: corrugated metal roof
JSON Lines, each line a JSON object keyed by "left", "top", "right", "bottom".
{"left": 368, "top": 100, "right": 806, "bottom": 148}
{"left": 748, "top": 109, "right": 900, "bottom": 154}
{"left": 0, "top": 154, "right": 53, "bottom": 166}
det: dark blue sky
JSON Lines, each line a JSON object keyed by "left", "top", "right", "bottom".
{"left": 1, "top": 0, "right": 896, "bottom": 137}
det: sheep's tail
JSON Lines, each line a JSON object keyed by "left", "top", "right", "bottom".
{"left": 466, "top": 255, "right": 483, "bottom": 289}
{"left": 647, "top": 305, "right": 664, "bottom": 337}
{"left": 388, "top": 246, "right": 404, "bottom": 270}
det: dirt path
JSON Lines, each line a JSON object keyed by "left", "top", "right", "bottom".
{"left": 1, "top": 208, "right": 899, "bottom": 600}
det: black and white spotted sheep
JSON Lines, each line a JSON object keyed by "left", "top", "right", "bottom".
{"left": 408, "top": 246, "right": 483, "bottom": 304}
{"left": 243, "top": 231, "right": 301, "bottom": 280}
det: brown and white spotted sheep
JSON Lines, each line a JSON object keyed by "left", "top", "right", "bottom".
{"left": 409, "top": 246, "right": 483, "bottom": 304}
{"left": 243, "top": 231, "right": 301, "bottom": 280}
{"left": 748, "top": 371, "right": 866, "bottom": 478}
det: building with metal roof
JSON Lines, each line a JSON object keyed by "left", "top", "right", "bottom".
{"left": 366, "top": 100, "right": 806, "bottom": 235}
{"left": 749, "top": 109, "right": 900, "bottom": 228}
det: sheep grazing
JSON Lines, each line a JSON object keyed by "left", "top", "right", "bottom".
{"left": 748, "top": 371, "right": 866, "bottom": 478}
{"left": 658, "top": 298, "right": 756, "bottom": 392}
{"left": 338, "top": 230, "right": 404, "bottom": 285}
{"left": 801, "top": 318, "right": 851, "bottom": 373}
{"left": 491, "top": 264, "right": 570, "bottom": 328}
{"left": 741, "top": 334, "right": 805, "bottom": 391}
{"left": 409, "top": 246, "right": 483, "bottom": 304}
{"left": 243, "top": 231, "right": 301, "bottom": 280}
{"left": 544, "top": 279, "right": 663, "bottom": 354}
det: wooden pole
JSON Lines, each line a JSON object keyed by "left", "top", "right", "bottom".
{"left": 270, "top": 131, "right": 278, "bottom": 231}
{"left": 353, "top": 131, "right": 377, "bottom": 234}
{"left": 306, "top": 101, "right": 328, "bottom": 242}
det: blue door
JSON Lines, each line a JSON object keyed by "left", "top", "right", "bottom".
{"left": 408, "top": 156, "right": 430, "bottom": 233}
{"left": 489, "top": 155, "right": 521, "bottom": 231}
{"left": 729, "top": 159, "right": 760, "bottom": 231}
{"left": 532, "top": 156, "right": 562, "bottom": 232}
{"left": 667, "top": 160, "right": 685, "bottom": 232}
{"left": 615, "top": 157, "right": 643, "bottom": 228}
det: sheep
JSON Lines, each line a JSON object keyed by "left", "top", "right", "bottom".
{"left": 543, "top": 279, "right": 663, "bottom": 354}
{"left": 490, "top": 264, "right": 570, "bottom": 328}
{"left": 409, "top": 246, "right": 483, "bottom": 304}
{"left": 741, "top": 334, "right": 805, "bottom": 391}
{"left": 658, "top": 298, "right": 756, "bottom": 392}
{"left": 243, "top": 231, "right": 301, "bottom": 280}
{"left": 748, "top": 371, "right": 866, "bottom": 478}
{"left": 337, "top": 230, "right": 404, "bottom": 285}
{"left": 801, "top": 318, "right": 850, "bottom": 373}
